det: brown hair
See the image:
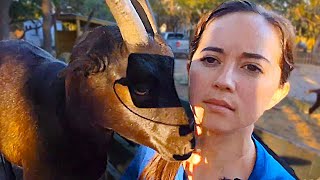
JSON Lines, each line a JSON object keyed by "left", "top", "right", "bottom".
{"left": 140, "top": 1, "right": 296, "bottom": 179}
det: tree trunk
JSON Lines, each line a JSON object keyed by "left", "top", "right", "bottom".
{"left": 0, "top": 0, "right": 12, "bottom": 40}
{"left": 42, "top": 0, "right": 52, "bottom": 53}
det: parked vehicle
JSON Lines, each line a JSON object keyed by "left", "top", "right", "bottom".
{"left": 162, "top": 32, "right": 189, "bottom": 58}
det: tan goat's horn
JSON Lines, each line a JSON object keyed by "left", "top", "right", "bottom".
{"left": 135, "top": 0, "right": 159, "bottom": 34}
{"left": 105, "top": 0, "right": 149, "bottom": 47}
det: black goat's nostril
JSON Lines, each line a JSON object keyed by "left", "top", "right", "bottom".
{"left": 179, "top": 125, "right": 192, "bottom": 136}
{"left": 191, "top": 137, "right": 196, "bottom": 149}
{"left": 173, "top": 152, "right": 192, "bottom": 161}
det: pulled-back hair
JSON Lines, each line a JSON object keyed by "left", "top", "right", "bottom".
{"left": 140, "top": 1, "right": 296, "bottom": 179}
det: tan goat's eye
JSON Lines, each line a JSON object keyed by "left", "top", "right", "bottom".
{"left": 134, "top": 86, "right": 150, "bottom": 96}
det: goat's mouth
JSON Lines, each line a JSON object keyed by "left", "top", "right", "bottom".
{"left": 149, "top": 122, "right": 195, "bottom": 161}
{"left": 159, "top": 150, "right": 193, "bottom": 162}
{"left": 173, "top": 152, "right": 193, "bottom": 161}
{"left": 98, "top": 117, "right": 195, "bottom": 161}
{"left": 150, "top": 133, "right": 195, "bottom": 161}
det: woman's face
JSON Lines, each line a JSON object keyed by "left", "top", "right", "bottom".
{"left": 189, "top": 12, "right": 289, "bottom": 133}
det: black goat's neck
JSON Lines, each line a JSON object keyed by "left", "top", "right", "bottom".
{"left": 51, "top": 102, "right": 113, "bottom": 179}
{"left": 62, "top": 94, "right": 113, "bottom": 151}
{"left": 36, "top": 73, "right": 112, "bottom": 179}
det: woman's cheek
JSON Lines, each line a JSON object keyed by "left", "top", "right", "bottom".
{"left": 239, "top": 81, "right": 276, "bottom": 123}
{"left": 237, "top": 83, "right": 264, "bottom": 125}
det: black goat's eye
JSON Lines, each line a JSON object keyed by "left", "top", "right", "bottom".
{"left": 134, "top": 85, "right": 150, "bottom": 96}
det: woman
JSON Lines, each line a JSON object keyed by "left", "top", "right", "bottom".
{"left": 122, "top": 0, "right": 297, "bottom": 179}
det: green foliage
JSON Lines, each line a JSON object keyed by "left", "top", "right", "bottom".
{"left": 149, "top": 0, "right": 224, "bottom": 32}
{"left": 287, "top": 0, "right": 320, "bottom": 39}
{"left": 9, "top": 0, "right": 114, "bottom": 24}
{"left": 60, "top": 0, "right": 114, "bottom": 21}
{"left": 9, "top": 0, "right": 42, "bottom": 24}
{"left": 253, "top": 0, "right": 320, "bottom": 50}
{"left": 176, "top": 0, "right": 223, "bottom": 24}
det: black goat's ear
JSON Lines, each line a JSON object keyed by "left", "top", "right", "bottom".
{"left": 58, "top": 53, "right": 107, "bottom": 78}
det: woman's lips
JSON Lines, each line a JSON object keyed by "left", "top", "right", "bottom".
{"left": 203, "top": 98, "right": 235, "bottom": 112}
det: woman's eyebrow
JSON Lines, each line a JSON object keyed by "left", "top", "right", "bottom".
{"left": 201, "top": 46, "right": 224, "bottom": 54}
{"left": 242, "top": 52, "right": 271, "bottom": 63}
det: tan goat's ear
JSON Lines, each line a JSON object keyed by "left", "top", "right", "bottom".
{"left": 58, "top": 54, "right": 106, "bottom": 78}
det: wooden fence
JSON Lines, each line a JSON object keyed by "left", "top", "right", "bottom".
{"left": 295, "top": 51, "right": 320, "bottom": 65}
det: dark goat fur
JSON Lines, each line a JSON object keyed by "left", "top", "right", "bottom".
{"left": 0, "top": 39, "right": 110, "bottom": 179}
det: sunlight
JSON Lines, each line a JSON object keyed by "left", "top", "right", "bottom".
{"left": 283, "top": 106, "right": 320, "bottom": 150}
{"left": 303, "top": 77, "right": 319, "bottom": 86}
{"left": 196, "top": 125, "right": 202, "bottom": 135}
{"left": 310, "top": 113, "right": 320, "bottom": 127}
{"left": 183, "top": 151, "right": 202, "bottom": 180}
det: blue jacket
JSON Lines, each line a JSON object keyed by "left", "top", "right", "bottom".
{"left": 122, "top": 136, "right": 297, "bottom": 180}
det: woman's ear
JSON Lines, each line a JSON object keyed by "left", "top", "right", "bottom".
{"left": 266, "top": 82, "right": 290, "bottom": 110}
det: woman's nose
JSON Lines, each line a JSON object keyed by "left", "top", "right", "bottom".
{"left": 212, "top": 67, "right": 236, "bottom": 92}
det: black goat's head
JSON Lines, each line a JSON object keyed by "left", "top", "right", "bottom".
{"left": 60, "top": 0, "right": 194, "bottom": 161}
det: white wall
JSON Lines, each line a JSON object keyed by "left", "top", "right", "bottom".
{"left": 23, "top": 18, "right": 62, "bottom": 48}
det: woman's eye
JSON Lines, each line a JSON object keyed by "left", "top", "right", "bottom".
{"left": 200, "top": 56, "right": 220, "bottom": 66}
{"left": 243, "top": 64, "right": 263, "bottom": 74}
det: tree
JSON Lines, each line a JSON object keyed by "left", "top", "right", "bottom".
{"left": 287, "top": 0, "right": 320, "bottom": 52}
{"left": 9, "top": 0, "right": 42, "bottom": 25}
{"left": 9, "top": 0, "right": 53, "bottom": 52}
{"left": 149, "top": 0, "right": 224, "bottom": 32}
{"left": 176, "top": 0, "right": 224, "bottom": 24}
{"left": 9, "top": 0, "right": 43, "bottom": 41}
{"left": 150, "top": 0, "right": 320, "bottom": 51}
{"left": 42, "top": 0, "right": 53, "bottom": 53}
{"left": 59, "top": 0, "right": 114, "bottom": 21}
{"left": 0, "top": 0, "right": 13, "bottom": 40}
{"left": 251, "top": 0, "right": 320, "bottom": 51}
